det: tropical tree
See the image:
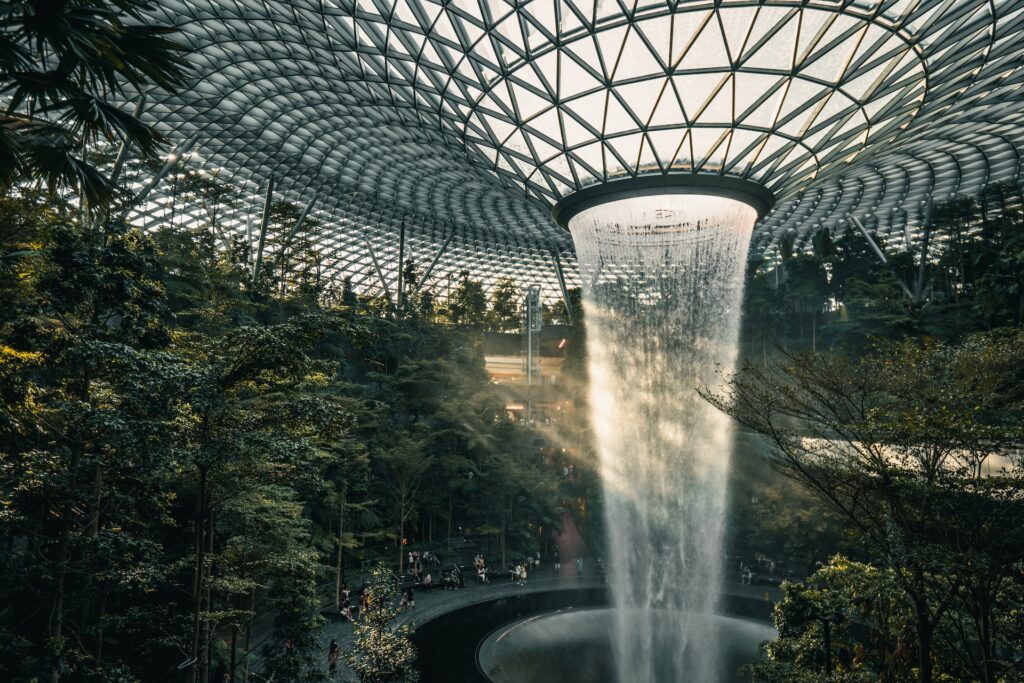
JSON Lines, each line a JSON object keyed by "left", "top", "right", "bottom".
{"left": 0, "top": 0, "right": 188, "bottom": 207}
{"left": 346, "top": 563, "right": 418, "bottom": 683}
{"left": 703, "top": 333, "right": 1024, "bottom": 683}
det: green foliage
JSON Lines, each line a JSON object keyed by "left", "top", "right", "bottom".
{"left": 489, "top": 277, "right": 521, "bottom": 331}
{"left": 742, "top": 182, "right": 1024, "bottom": 350}
{"left": 346, "top": 563, "right": 418, "bottom": 683}
{"left": 749, "top": 557, "right": 916, "bottom": 682}
{"left": 0, "top": 0, "right": 188, "bottom": 207}
{"left": 707, "top": 332, "right": 1024, "bottom": 683}
{"left": 0, "top": 176, "right": 571, "bottom": 682}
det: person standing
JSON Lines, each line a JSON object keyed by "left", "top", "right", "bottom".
{"left": 553, "top": 549, "right": 560, "bottom": 572}
{"left": 328, "top": 639, "right": 340, "bottom": 675}
{"left": 575, "top": 557, "right": 583, "bottom": 577}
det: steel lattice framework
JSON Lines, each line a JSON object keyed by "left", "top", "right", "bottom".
{"left": 127, "top": 0, "right": 1024, "bottom": 298}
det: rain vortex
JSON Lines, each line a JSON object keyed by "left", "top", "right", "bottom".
{"left": 569, "top": 194, "right": 756, "bottom": 682}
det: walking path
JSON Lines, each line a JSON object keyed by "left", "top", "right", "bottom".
{"left": 320, "top": 572, "right": 608, "bottom": 682}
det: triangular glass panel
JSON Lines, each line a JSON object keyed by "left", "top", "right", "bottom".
{"left": 526, "top": 107, "right": 562, "bottom": 142}
{"left": 558, "top": 0, "right": 588, "bottom": 36}
{"left": 749, "top": 133, "right": 788, "bottom": 170}
{"left": 676, "top": 16, "right": 730, "bottom": 71}
{"left": 604, "top": 89, "right": 638, "bottom": 135}
{"left": 524, "top": 130, "right": 560, "bottom": 162}
{"left": 745, "top": 11, "right": 798, "bottom": 72}
{"left": 695, "top": 74, "right": 733, "bottom": 123}
{"left": 841, "top": 57, "right": 893, "bottom": 101}
{"left": 635, "top": 16, "right": 672, "bottom": 65}
{"left": 670, "top": 11, "right": 711, "bottom": 67}
{"left": 718, "top": 7, "right": 758, "bottom": 63}
{"left": 565, "top": 89, "right": 607, "bottom": 133}
{"left": 776, "top": 78, "right": 828, "bottom": 132}
{"left": 559, "top": 50, "right": 603, "bottom": 99}
{"left": 608, "top": 132, "right": 645, "bottom": 171}
{"left": 571, "top": 140, "right": 604, "bottom": 177}
{"left": 689, "top": 127, "right": 728, "bottom": 171}
{"left": 673, "top": 73, "right": 720, "bottom": 122}
{"left": 614, "top": 78, "right": 666, "bottom": 125}
{"left": 613, "top": 27, "right": 664, "bottom": 81}
{"left": 647, "top": 129, "right": 685, "bottom": 169}
{"left": 565, "top": 34, "right": 607, "bottom": 82}
{"left": 794, "top": 8, "right": 833, "bottom": 65}
{"left": 648, "top": 84, "right": 686, "bottom": 127}
{"left": 722, "top": 128, "right": 765, "bottom": 175}
{"left": 804, "top": 89, "right": 856, "bottom": 135}
{"left": 636, "top": 134, "right": 657, "bottom": 172}
{"left": 560, "top": 109, "right": 597, "bottom": 147}
{"left": 801, "top": 15, "right": 861, "bottom": 81}
{"left": 595, "top": 24, "right": 629, "bottom": 72}
{"left": 734, "top": 73, "right": 786, "bottom": 123}
{"left": 603, "top": 140, "right": 629, "bottom": 177}
{"left": 671, "top": 130, "right": 694, "bottom": 171}
{"left": 568, "top": 157, "right": 597, "bottom": 187}
{"left": 509, "top": 80, "right": 551, "bottom": 120}
{"left": 741, "top": 6, "right": 792, "bottom": 62}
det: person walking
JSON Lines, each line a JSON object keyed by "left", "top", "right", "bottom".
{"left": 553, "top": 549, "right": 560, "bottom": 572}
{"left": 328, "top": 638, "right": 341, "bottom": 675}
{"left": 575, "top": 557, "right": 583, "bottom": 577}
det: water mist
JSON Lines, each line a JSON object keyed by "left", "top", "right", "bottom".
{"left": 568, "top": 193, "right": 756, "bottom": 682}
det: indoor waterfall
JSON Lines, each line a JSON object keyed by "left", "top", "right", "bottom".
{"left": 569, "top": 194, "right": 757, "bottom": 682}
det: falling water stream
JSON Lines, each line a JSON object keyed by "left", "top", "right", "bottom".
{"left": 568, "top": 194, "right": 757, "bottom": 682}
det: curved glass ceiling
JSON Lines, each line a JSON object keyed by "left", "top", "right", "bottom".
{"left": 130, "top": 0, "right": 1024, "bottom": 296}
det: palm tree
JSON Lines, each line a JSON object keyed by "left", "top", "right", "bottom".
{"left": 0, "top": 0, "right": 188, "bottom": 208}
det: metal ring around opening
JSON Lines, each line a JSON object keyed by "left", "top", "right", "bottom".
{"left": 551, "top": 175, "right": 776, "bottom": 228}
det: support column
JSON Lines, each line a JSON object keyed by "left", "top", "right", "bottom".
{"left": 364, "top": 236, "right": 392, "bottom": 304}
{"left": 550, "top": 246, "right": 574, "bottom": 324}
{"left": 396, "top": 219, "right": 407, "bottom": 310}
{"left": 252, "top": 174, "right": 275, "bottom": 282}
{"left": 850, "top": 215, "right": 915, "bottom": 302}
{"left": 412, "top": 232, "right": 455, "bottom": 296}
{"left": 129, "top": 132, "right": 201, "bottom": 210}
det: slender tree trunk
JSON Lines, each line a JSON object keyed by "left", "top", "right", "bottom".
{"left": 201, "top": 507, "right": 215, "bottom": 683}
{"left": 500, "top": 494, "right": 507, "bottom": 570}
{"left": 189, "top": 466, "right": 208, "bottom": 683}
{"left": 95, "top": 587, "right": 107, "bottom": 663}
{"left": 242, "top": 589, "right": 254, "bottom": 683}
{"left": 398, "top": 502, "right": 406, "bottom": 575}
{"left": 335, "top": 490, "right": 345, "bottom": 610}
{"left": 229, "top": 593, "right": 238, "bottom": 683}
{"left": 914, "top": 600, "right": 934, "bottom": 683}
{"left": 447, "top": 487, "right": 453, "bottom": 553}
{"left": 50, "top": 512, "right": 72, "bottom": 683}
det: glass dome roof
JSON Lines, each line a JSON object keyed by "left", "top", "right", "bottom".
{"left": 129, "top": 0, "right": 1024, "bottom": 297}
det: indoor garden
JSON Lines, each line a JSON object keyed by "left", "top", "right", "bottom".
{"left": 1, "top": 1, "right": 1023, "bottom": 683}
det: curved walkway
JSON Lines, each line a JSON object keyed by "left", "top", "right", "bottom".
{"left": 321, "top": 573, "right": 607, "bottom": 682}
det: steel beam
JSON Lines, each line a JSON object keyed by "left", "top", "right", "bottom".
{"left": 396, "top": 218, "right": 407, "bottom": 309}
{"left": 282, "top": 195, "right": 317, "bottom": 250}
{"left": 850, "top": 215, "right": 915, "bottom": 302}
{"left": 363, "top": 235, "right": 392, "bottom": 304}
{"left": 550, "top": 246, "right": 575, "bottom": 324}
{"left": 412, "top": 232, "right": 455, "bottom": 296}
{"left": 252, "top": 173, "right": 275, "bottom": 281}
{"left": 110, "top": 96, "right": 147, "bottom": 186}
{"left": 130, "top": 132, "right": 201, "bottom": 210}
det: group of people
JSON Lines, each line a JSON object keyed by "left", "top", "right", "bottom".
{"left": 339, "top": 587, "right": 372, "bottom": 622}
{"left": 407, "top": 549, "right": 441, "bottom": 583}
